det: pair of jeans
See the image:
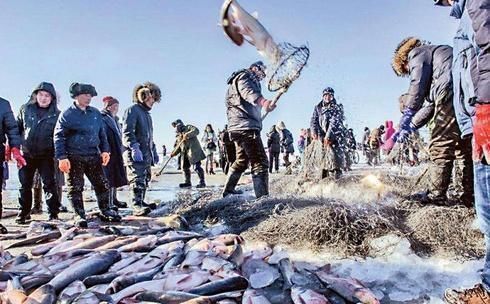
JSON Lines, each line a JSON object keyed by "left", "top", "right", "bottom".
{"left": 18, "top": 157, "right": 59, "bottom": 217}
{"left": 474, "top": 160, "right": 490, "bottom": 292}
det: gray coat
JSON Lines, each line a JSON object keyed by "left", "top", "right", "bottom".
{"left": 122, "top": 103, "right": 157, "bottom": 166}
{"left": 225, "top": 69, "right": 263, "bottom": 132}
{"left": 467, "top": 0, "right": 490, "bottom": 103}
{"left": 404, "top": 45, "right": 453, "bottom": 127}
{"left": 279, "top": 129, "right": 295, "bottom": 154}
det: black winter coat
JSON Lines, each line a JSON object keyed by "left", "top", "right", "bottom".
{"left": 101, "top": 110, "right": 128, "bottom": 188}
{"left": 267, "top": 131, "right": 281, "bottom": 154}
{"left": 17, "top": 100, "right": 60, "bottom": 158}
{"left": 279, "top": 129, "right": 295, "bottom": 154}
{"left": 0, "top": 97, "right": 21, "bottom": 152}
{"left": 122, "top": 103, "right": 157, "bottom": 166}
{"left": 54, "top": 103, "right": 109, "bottom": 159}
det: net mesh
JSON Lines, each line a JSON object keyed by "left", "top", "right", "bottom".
{"left": 267, "top": 42, "right": 310, "bottom": 92}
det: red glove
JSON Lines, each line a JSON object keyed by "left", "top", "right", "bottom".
{"left": 101, "top": 152, "right": 110, "bottom": 166}
{"left": 473, "top": 104, "right": 490, "bottom": 161}
{"left": 58, "top": 159, "right": 71, "bottom": 173}
{"left": 4, "top": 145, "right": 11, "bottom": 161}
{"left": 11, "top": 147, "right": 26, "bottom": 169}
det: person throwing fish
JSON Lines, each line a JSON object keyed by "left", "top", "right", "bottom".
{"left": 222, "top": 61, "right": 276, "bottom": 198}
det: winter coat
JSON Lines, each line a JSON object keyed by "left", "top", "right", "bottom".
{"left": 101, "top": 110, "right": 128, "bottom": 188}
{"left": 298, "top": 136, "right": 306, "bottom": 154}
{"left": 54, "top": 103, "right": 109, "bottom": 160}
{"left": 404, "top": 45, "right": 453, "bottom": 119}
{"left": 369, "top": 128, "right": 383, "bottom": 149}
{"left": 122, "top": 103, "right": 157, "bottom": 167}
{"left": 267, "top": 130, "right": 281, "bottom": 154}
{"left": 17, "top": 84, "right": 60, "bottom": 158}
{"left": 451, "top": 0, "right": 477, "bottom": 137}
{"left": 174, "top": 124, "right": 206, "bottom": 164}
{"left": 384, "top": 121, "right": 396, "bottom": 142}
{"left": 201, "top": 131, "right": 217, "bottom": 156}
{"left": 467, "top": 0, "right": 490, "bottom": 103}
{"left": 279, "top": 128, "right": 295, "bottom": 154}
{"left": 0, "top": 98, "right": 21, "bottom": 153}
{"left": 225, "top": 69, "right": 263, "bottom": 132}
{"left": 310, "top": 99, "right": 344, "bottom": 144}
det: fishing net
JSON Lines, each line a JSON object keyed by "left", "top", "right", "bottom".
{"left": 300, "top": 140, "right": 325, "bottom": 180}
{"left": 267, "top": 42, "right": 310, "bottom": 92}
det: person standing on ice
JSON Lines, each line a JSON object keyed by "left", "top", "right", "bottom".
{"left": 54, "top": 83, "right": 121, "bottom": 227}
{"left": 171, "top": 119, "right": 207, "bottom": 188}
{"left": 222, "top": 61, "right": 276, "bottom": 198}
{"left": 267, "top": 125, "right": 281, "bottom": 173}
{"left": 310, "top": 87, "right": 345, "bottom": 179}
{"left": 391, "top": 37, "right": 473, "bottom": 206}
{"left": 201, "top": 124, "right": 217, "bottom": 175}
{"left": 276, "top": 121, "right": 295, "bottom": 168}
{"left": 15, "top": 82, "right": 61, "bottom": 224}
{"left": 432, "top": 0, "right": 490, "bottom": 302}
{"left": 122, "top": 82, "right": 161, "bottom": 216}
{"left": 100, "top": 96, "right": 128, "bottom": 210}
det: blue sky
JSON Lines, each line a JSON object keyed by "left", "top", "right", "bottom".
{"left": 0, "top": 0, "right": 457, "bottom": 147}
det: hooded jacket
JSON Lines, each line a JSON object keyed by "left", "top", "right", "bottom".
{"left": 174, "top": 124, "right": 206, "bottom": 164}
{"left": 384, "top": 121, "right": 396, "bottom": 142}
{"left": 278, "top": 128, "right": 295, "bottom": 154}
{"left": 404, "top": 45, "right": 453, "bottom": 113}
{"left": 0, "top": 97, "right": 21, "bottom": 150}
{"left": 122, "top": 103, "right": 157, "bottom": 166}
{"left": 451, "top": 0, "right": 477, "bottom": 137}
{"left": 310, "top": 99, "right": 344, "bottom": 143}
{"left": 54, "top": 103, "right": 109, "bottom": 159}
{"left": 17, "top": 82, "right": 60, "bottom": 158}
{"left": 225, "top": 69, "right": 264, "bottom": 132}
{"left": 467, "top": 0, "right": 490, "bottom": 103}
{"left": 267, "top": 127, "right": 281, "bottom": 154}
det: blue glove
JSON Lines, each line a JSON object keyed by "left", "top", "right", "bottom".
{"left": 131, "top": 144, "right": 144, "bottom": 162}
{"left": 399, "top": 109, "right": 416, "bottom": 132}
{"left": 394, "top": 129, "right": 411, "bottom": 143}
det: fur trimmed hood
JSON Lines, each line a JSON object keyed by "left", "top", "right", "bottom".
{"left": 132, "top": 82, "right": 162, "bottom": 103}
{"left": 392, "top": 37, "right": 423, "bottom": 77}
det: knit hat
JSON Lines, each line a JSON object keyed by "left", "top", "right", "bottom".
{"left": 69, "top": 82, "right": 97, "bottom": 98}
{"left": 322, "top": 87, "right": 335, "bottom": 96}
{"left": 102, "top": 96, "right": 119, "bottom": 108}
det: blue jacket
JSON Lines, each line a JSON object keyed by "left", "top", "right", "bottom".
{"left": 467, "top": 0, "right": 490, "bottom": 103}
{"left": 451, "top": 0, "right": 478, "bottom": 137}
{"left": 54, "top": 102, "right": 109, "bottom": 159}
{"left": 310, "top": 99, "right": 344, "bottom": 143}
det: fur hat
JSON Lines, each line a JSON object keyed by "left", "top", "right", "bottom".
{"left": 133, "top": 82, "right": 162, "bottom": 103}
{"left": 69, "top": 83, "right": 97, "bottom": 98}
{"left": 392, "top": 37, "right": 424, "bottom": 77}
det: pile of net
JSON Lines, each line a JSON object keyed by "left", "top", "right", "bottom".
{"left": 405, "top": 204, "right": 484, "bottom": 258}
{"left": 243, "top": 201, "right": 400, "bottom": 256}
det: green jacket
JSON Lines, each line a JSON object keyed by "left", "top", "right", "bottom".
{"left": 174, "top": 124, "right": 206, "bottom": 164}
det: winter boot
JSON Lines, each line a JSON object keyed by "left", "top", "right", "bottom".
{"left": 132, "top": 188, "right": 151, "bottom": 216}
{"left": 252, "top": 174, "right": 269, "bottom": 199}
{"left": 72, "top": 202, "right": 87, "bottom": 228}
{"left": 31, "top": 188, "right": 43, "bottom": 214}
{"left": 445, "top": 284, "right": 490, "bottom": 304}
{"left": 196, "top": 167, "right": 206, "bottom": 188}
{"left": 97, "top": 191, "right": 121, "bottom": 222}
{"left": 179, "top": 170, "right": 192, "bottom": 188}
{"left": 222, "top": 170, "right": 243, "bottom": 197}
{"left": 48, "top": 213, "right": 59, "bottom": 221}
{"left": 111, "top": 188, "right": 128, "bottom": 209}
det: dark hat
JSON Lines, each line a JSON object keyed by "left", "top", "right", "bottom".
{"left": 69, "top": 82, "right": 97, "bottom": 98}
{"left": 102, "top": 96, "right": 119, "bottom": 108}
{"left": 133, "top": 82, "right": 162, "bottom": 103}
{"left": 171, "top": 119, "right": 183, "bottom": 127}
{"left": 433, "top": 0, "right": 445, "bottom": 5}
{"left": 32, "top": 82, "right": 56, "bottom": 99}
{"left": 323, "top": 87, "right": 335, "bottom": 96}
{"left": 250, "top": 61, "right": 266, "bottom": 72}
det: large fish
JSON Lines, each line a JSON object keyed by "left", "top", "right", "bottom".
{"left": 47, "top": 250, "right": 121, "bottom": 292}
{"left": 187, "top": 276, "right": 248, "bottom": 295}
{"left": 95, "top": 236, "right": 139, "bottom": 251}
{"left": 315, "top": 272, "right": 380, "bottom": 304}
{"left": 31, "top": 227, "right": 78, "bottom": 256}
{"left": 118, "top": 235, "right": 157, "bottom": 252}
{"left": 291, "top": 286, "right": 330, "bottom": 304}
{"left": 110, "top": 278, "right": 167, "bottom": 303}
{"left": 58, "top": 280, "right": 86, "bottom": 304}
{"left": 5, "top": 231, "right": 61, "bottom": 250}
{"left": 83, "top": 272, "right": 119, "bottom": 287}
{"left": 24, "top": 284, "right": 56, "bottom": 304}
{"left": 107, "top": 264, "right": 164, "bottom": 294}
{"left": 108, "top": 252, "right": 145, "bottom": 273}
{"left": 54, "top": 235, "right": 117, "bottom": 253}
{"left": 135, "top": 291, "right": 242, "bottom": 304}
{"left": 220, "top": 0, "right": 280, "bottom": 63}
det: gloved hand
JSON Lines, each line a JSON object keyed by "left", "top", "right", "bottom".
{"left": 399, "top": 109, "right": 416, "bottom": 132}
{"left": 101, "top": 152, "right": 110, "bottom": 166}
{"left": 259, "top": 98, "right": 277, "bottom": 113}
{"left": 393, "top": 129, "right": 412, "bottom": 143}
{"left": 131, "top": 144, "right": 144, "bottom": 162}
{"left": 59, "top": 159, "right": 71, "bottom": 173}
{"left": 473, "top": 104, "right": 490, "bottom": 161}
{"left": 323, "top": 138, "right": 331, "bottom": 147}
{"left": 182, "top": 133, "right": 189, "bottom": 141}
{"left": 11, "top": 147, "right": 26, "bottom": 169}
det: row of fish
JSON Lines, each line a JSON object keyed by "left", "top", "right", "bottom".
{"left": 0, "top": 219, "right": 380, "bottom": 304}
